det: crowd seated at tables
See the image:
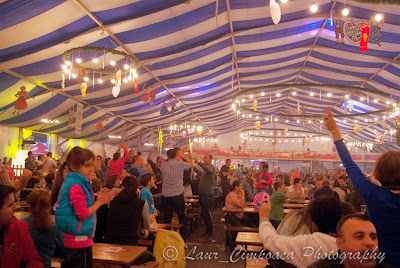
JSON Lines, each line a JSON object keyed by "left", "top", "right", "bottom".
{"left": 1, "top": 114, "right": 399, "bottom": 268}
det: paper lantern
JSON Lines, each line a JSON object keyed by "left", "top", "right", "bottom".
{"left": 269, "top": 0, "right": 281, "bottom": 25}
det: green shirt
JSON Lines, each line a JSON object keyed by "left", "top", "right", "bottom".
{"left": 269, "top": 191, "right": 286, "bottom": 221}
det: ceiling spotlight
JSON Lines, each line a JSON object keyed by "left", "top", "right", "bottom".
{"left": 276, "top": 93, "right": 281, "bottom": 97}
{"left": 250, "top": 94, "right": 254, "bottom": 99}
{"left": 124, "top": 64, "right": 129, "bottom": 70}
{"left": 61, "top": 65, "right": 67, "bottom": 70}
{"left": 98, "top": 78, "right": 103, "bottom": 84}
{"left": 296, "top": 120, "right": 300, "bottom": 123}
{"left": 242, "top": 114, "right": 246, "bottom": 118}
{"left": 342, "top": 7, "right": 349, "bottom": 16}
{"left": 292, "top": 91, "right": 297, "bottom": 96}
{"left": 76, "top": 58, "right": 82, "bottom": 64}
{"left": 65, "top": 61, "right": 71, "bottom": 66}
{"left": 128, "top": 76, "right": 132, "bottom": 81}
{"left": 83, "top": 77, "right": 89, "bottom": 82}
{"left": 375, "top": 13, "right": 383, "bottom": 22}
{"left": 360, "top": 97, "right": 365, "bottom": 101}
{"left": 327, "top": 93, "right": 332, "bottom": 97}
{"left": 64, "top": 69, "right": 69, "bottom": 74}
{"left": 310, "top": 92, "right": 314, "bottom": 96}
{"left": 274, "top": 118, "right": 278, "bottom": 122}
{"left": 71, "top": 73, "right": 77, "bottom": 78}
{"left": 249, "top": 114, "right": 252, "bottom": 118}
{"left": 242, "top": 98, "right": 246, "bottom": 102}
{"left": 310, "top": 2, "right": 318, "bottom": 12}
{"left": 110, "top": 60, "right": 116, "bottom": 66}
{"left": 386, "top": 101, "right": 391, "bottom": 105}
{"left": 92, "top": 58, "right": 98, "bottom": 64}
{"left": 235, "top": 99, "right": 239, "bottom": 103}
{"left": 256, "top": 116, "right": 259, "bottom": 119}
{"left": 261, "top": 92, "right": 265, "bottom": 96}
{"left": 111, "top": 79, "right": 116, "bottom": 84}
{"left": 374, "top": 99, "right": 378, "bottom": 103}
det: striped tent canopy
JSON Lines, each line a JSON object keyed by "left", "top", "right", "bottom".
{"left": 0, "top": 0, "right": 399, "bottom": 152}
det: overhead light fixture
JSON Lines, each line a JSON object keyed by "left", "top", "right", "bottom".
{"left": 310, "top": 2, "right": 318, "bottom": 12}
{"left": 374, "top": 99, "right": 378, "bottom": 103}
{"left": 375, "top": 13, "right": 383, "bottom": 22}
{"left": 342, "top": 7, "right": 349, "bottom": 16}
{"left": 327, "top": 93, "right": 332, "bottom": 97}
{"left": 292, "top": 91, "right": 297, "bottom": 96}
{"left": 276, "top": 93, "right": 281, "bottom": 97}
{"left": 92, "top": 58, "right": 98, "bottom": 64}
{"left": 110, "top": 60, "right": 116, "bottom": 66}
{"left": 310, "top": 92, "right": 314, "bottom": 96}
{"left": 345, "top": 94, "right": 350, "bottom": 99}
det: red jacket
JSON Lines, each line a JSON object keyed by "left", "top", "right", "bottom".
{"left": 110, "top": 152, "right": 128, "bottom": 179}
{"left": 1, "top": 217, "right": 43, "bottom": 268}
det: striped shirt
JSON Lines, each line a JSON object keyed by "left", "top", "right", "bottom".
{"left": 161, "top": 159, "right": 190, "bottom": 197}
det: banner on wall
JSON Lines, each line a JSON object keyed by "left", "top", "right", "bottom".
{"left": 74, "top": 103, "right": 83, "bottom": 135}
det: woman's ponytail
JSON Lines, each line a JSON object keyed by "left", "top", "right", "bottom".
{"left": 50, "top": 162, "right": 67, "bottom": 207}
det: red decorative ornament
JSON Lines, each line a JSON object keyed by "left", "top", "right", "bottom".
{"left": 78, "top": 67, "right": 86, "bottom": 83}
{"left": 133, "top": 78, "right": 138, "bottom": 94}
{"left": 360, "top": 23, "right": 370, "bottom": 52}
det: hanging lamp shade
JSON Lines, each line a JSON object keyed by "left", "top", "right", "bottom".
{"left": 270, "top": 0, "right": 281, "bottom": 25}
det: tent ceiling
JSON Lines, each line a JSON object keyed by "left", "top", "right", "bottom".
{"left": 0, "top": 0, "right": 400, "bottom": 152}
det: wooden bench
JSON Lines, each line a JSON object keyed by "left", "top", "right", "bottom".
{"left": 235, "top": 244, "right": 264, "bottom": 253}
{"left": 246, "top": 258, "right": 270, "bottom": 268}
{"left": 224, "top": 226, "right": 259, "bottom": 252}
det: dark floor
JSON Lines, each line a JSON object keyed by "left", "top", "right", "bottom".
{"left": 184, "top": 209, "right": 246, "bottom": 268}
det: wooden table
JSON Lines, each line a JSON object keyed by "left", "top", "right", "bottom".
{"left": 283, "top": 203, "right": 305, "bottom": 209}
{"left": 236, "top": 232, "right": 263, "bottom": 246}
{"left": 186, "top": 194, "right": 199, "bottom": 199}
{"left": 285, "top": 199, "right": 310, "bottom": 204}
{"left": 223, "top": 206, "right": 292, "bottom": 215}
{"left": 185, "top": 198, "right": 199, "bottom": 204}
{"left": 92, "top": 243, "right": 147, "bottom": 268}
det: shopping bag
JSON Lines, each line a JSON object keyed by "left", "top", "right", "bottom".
{"left": 153, "top": 229, "right": 186, "bottom": 268}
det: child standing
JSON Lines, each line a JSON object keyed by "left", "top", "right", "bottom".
{"left": 139, "top": 173, "right": 158, "bottom": 225}
{"left": 52, "top": 147, "right": 115, "bottom": 268}
{"left": 269, "top": 181, "right": 286, "bottom": 229}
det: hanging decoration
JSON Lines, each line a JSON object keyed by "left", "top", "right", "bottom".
{"left": 170, "top": 128, "right": 175, "bottom": 137}
{"left": 13, "top": 86, "right": 34, "bottom": 116}
{"left": 320, "top": 141, "right": 325, "bottom": 147}
{"left": 160, "top": 102, "right": 169, "bottom": 115}
{"left": 284, "top": 125, "right": 288, "bottom": 133}
{"left": 353, "top": 123, "right": 360, "bottom": 132}
{"left": 149, "top": 86, "right": 157, "bottom": 106}
{"left": 61, "top": 74, "right": 65, "bottom": 89}
{"left": 301, "top": 104, "right": 307, "bottom": 115}
{"left": 333, "top": 14, "right": 345, "bottom": 45}
{"left": 297, "top": 101, "right": 300, "bottom": 113}
{"left": 133, "top": 77, "right": 139, "bottom": 94}
{"left": 139, "top": 128, "right": 144, "bottom": 142}
{"left": 181, "top": 129, "right": 186, "bottom": 137}
{"left": 170, "top": 99, "right": 176, "bottom": 114}
{"left": 78, "top": 67, "right": 86, "bottom": 83}
{"left": 112, "top": 85, "right": 120, "bottom": 98}
{"left": 105, "top": 115, "right": 110, "bottom": 121}
{"left": 158, "top": 127, "right": 163, "bottom": 155}
{"left": 348, "top": 101, "right": 354, "bottom": 112}
{"left": 269, "top": 0, "right": 281, "bottom": 25}
{"left": 68, "top": 106, "right": 74, "bottom": 128}
{"left": 359, "top": 23, "right": 370, "bottom": 52}
{"left": 142, "top": 85, "right": 149, "bottom": 102}
{"left": 248, "top": 140, "right": 253, "bottom": 146}
{"left": 80, "top": 83, "right": 88, "bottom": 97}
{"left": 304, "top": 137, "right": 309, "bottom": 143}
{"left": 254, "top": 121, "right": 261, "bottom": 130}
{"left": 95, "top": 118, "right": 104, "bottom": 132}
{"left": 253, "top": 99, "right": 257, "bottom": 111}
{"left": 382, "top": 119, "right": 387, "bottom": 129}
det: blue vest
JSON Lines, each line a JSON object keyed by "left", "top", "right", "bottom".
{"left": 55, "top": 172, "right": 96, "bottom": 237}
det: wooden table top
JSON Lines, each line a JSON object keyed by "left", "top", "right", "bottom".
{"left": 186, "top": 194, "right": 199, "bottom": 199}
{"left": 285, "top": 199, "right": 310, "bottom": 204}
{"left": 283, "top": 203, "right": 306, "bottom": 209}
{"left": 92, "top": 243, "right": 147, "bottom": 267}
{"left": 223, "top": 206, "right": 292, "bottom": 215}
{"left": 236, "top": 232, "right": 263, "bottom": 246}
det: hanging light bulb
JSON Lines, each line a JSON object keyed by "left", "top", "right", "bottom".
{"left": 375, "top": 13, "right": 383, "bottom": 22}
{"left": 342, "top": 7, "right": 349, "bottom": 16}
{"left": 345, "top": 94, "right": 350, "bottom": 99}
{"left": 250, "top": 94, "right": 253, "bottom": 99}
{"left": 327, "top": 93, "right": 332, "bottom": 97}
{"left": 232, "top": 104, "right": 236, "bottom": 109}
{"left": 64, "top": 69, "right": 69, "bottom": 74}
{"left": 249, "top": 114, "right": 252, "bottom": 118}
{"left": 124, "top": 64, "right": 129, "bottom": 70}
{"left": 237, "top": 110, "right": 240, "bottom": 114}
{"left": 310, "top": 92, "right": 314, "bottom": 96}
{"left": 265, "top": 117, "right": 269, "bottom": 121}
{"left": 83, "top": 77, "right": 89, "bottom": 82}
{"left": 123, "top": 78, "right": 128, "bottom": 83}
{"left": 110, "top": 60, "right": 116, "bottom": 66}
{"left": 65, "top": 61, "right": 71, "bottom": 66}
{"left": 343, "top": 119, "right": 346, "bottom": 123}
{"left": 386, "top": 101, "right": 391, "bottom": 105}
{"left": 128, "top": 76, "right": 132, "bottom": 81}
{"left": 310, "top": 2, "right": 318, "bottom": 12}
{"left": 374, "top": 99, "right": 378, "bottom": 103}
{"left": 256, "top": 116, "right": 259, "bottom": 119}
{"left": 76, "top": 58, "right": 82, "bottom": 64}
{"left": 276, "top": 92, "right": 281, "bottom": 97}
{"left": 296, "top": 120, "right": 300, "bottom": 123}
{"left": 308, "top": 120, "right": 312, "bottom": 123}
{"left": 235, "top": 99, "right": 239, "bottom": 103}
{"left": 131, "top": 69, "right": 137, "bottom": 74}
{"left": 261, "top": 92, "right": 265, "bottom": 96}
{"left": 98, "top": 78, "right": 103, "bottom": 84}
{"left": 242, "top": 98, "right": 245, "bottom": 102}
{"left": 320, "top": 120, "right": 323, "bottom": 123}
{"left": 274, "top": 118, "right": 278, "bottom": 122}
{"left": 286, "top": 120, "right": 289, "bottom": 123}
{"left": 242, "top": 114, "right": 246, "bottom": 118}
{"left": 71, "top": 73, "right": 77, "bottom": 78}
{"left": 360, "top": 96, "right": 365, "bottom": 101}
{"left": 281, "top": 0, "right": 288, "bottom": 2}
{"left": 111, "top": 79, "right": 116, "bottom": 84}
{"left": 92, "top": 58, "right": 99, "bottom": 63}
{"left": 61, "top": 65, "right": 67, "bottom": 70}
{"left": 292, "top": 91, "right": 297, "bottom": 96}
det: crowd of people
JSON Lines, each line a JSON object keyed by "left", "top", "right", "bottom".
{"left": 0, "top": 109, "right": 399, "bottom": 267}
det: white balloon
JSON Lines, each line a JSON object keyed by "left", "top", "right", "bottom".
{"left": 270, "top": 0, "right": 281, "bottom": 25}
{"left": 112, "top": 86, "right": 120, "bottom": 98}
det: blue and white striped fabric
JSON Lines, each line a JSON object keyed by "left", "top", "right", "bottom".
{"left": 0, "top": 0, "right": 399, "bottom": 152}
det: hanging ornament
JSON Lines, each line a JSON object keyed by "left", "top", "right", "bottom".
{"left": 264, "top": 141, "right": 268, "bottom": 147}
{"left": 142, "top": 86, "right": 149, "bottom": 102}
{"left": 170, "top": 99, "right": 176, "bottom": 114}
{"left": 158, "top": 127, "right": 163, "bottom": 155}
{"left": 13, "top": 86, "right": 34, "bottom": 116}
{"left": 133, "top": 77, "right": 138, "bottom": 94}
{"left": 344, "top": 18, "right": 383, "bottom": 47}
{"left": 382, "top": 119, "right": 387, "bottom": 129}
{"left": 105, "top": 115, "right": 110, "bottom": 121}
{"left": 78, "top": 67, "right": 86, "bottom": 83}
{"left": 115, "top": 70, "right": 122, "bottom": 87}
{"left": 253, "top": 99, "right": 257, "bottom": 111}
{"left": 304, "top": 137, "right": 309, "bottom": 143}
{"left": 68, "top": 106, "right": 74, "bottom": 129}
{"left": 80, "top": 83, "right": 88, "bottom": 97}
{"left": 353, "top": 123, "right": 359, "bottom": 132}
{"left": 112, "top": 86, "right": 120, "bottom": 98}
{"left": 61, "top": 74, "right": 65, "bottom": 89}
{"left": 181, "top": 130, "right": 186, "bottom": 137}
{"left": 149, "top": 86, "right": 157, "bottom": 106}
{"left": 348, "top": 101, "right": 354, "bottom": 112}
{"left": 269, "top": 0, "right": 281, "bottom": 25}
{"left": 333, "top": 14, "right": 345, "bottom": 45}
{"left": 201, "top": 143, "right": 205, "bottom": 148}
{"left": 254, "top": 121, "right": 261, "bottom": 130}
{"left": 170, "top": 129, "right": 175, "bottom": 137}
{"left": 197, "top": 129, "right": 202, "bottom": 136}
{"left": 297, "top": 101, "right": 300, "bottom": 113}
{"left": 160, "top": 102, "right": 170, "bottom": 115}
{"left": 360, "top": 23, "right": 370, "bottom": 52}
{"left": 320, "top": 141, "right": 325, "bottom": 147}
{"left": 95, "top": 118, "right": 104, "bottom": 132}
{"left": 248, "top": 140, "right": 252, "bottom": 146}
{"left": 284, "top": 125, "right": 288, "bottom": 133}
{"left": 301, "top": 104, "right": 307, "bottom": 115}
{"left": 373, "top": 129, "right": 377, "bottom": 135}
